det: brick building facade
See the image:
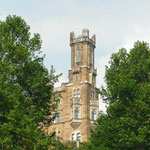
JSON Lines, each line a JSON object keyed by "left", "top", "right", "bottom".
{"left": 48, "top": 29, "right": 99, "bottom": 142}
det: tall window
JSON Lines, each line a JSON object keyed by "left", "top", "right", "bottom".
{"left": 73, "top": 89, "right": 77, "bottom": 97}
{"left": 77, "top": 89, "right": 80, "bottom": 98}
{"left": 53, "top": 112, "right": 61, "bottom": 124}
{"left": 53, "top": 114, "right": 56, "bottom": 124}
{"left": 92, "top": 76, "right": 95, "bottom": 84}
{"left": 90, "top": 87, "right": 95, "bottom": 99}
{"left": 92, "top": 109, "right": 96, "bottom": 120}
{"left": 71, "top": 132, "right": 82, "bottom": 142}
{"left": 92, "top": 91, "right": 94, "bottom": 99}
{"left": 75, "top": 48, "right": 80, "bottom": 63}
{"left": 90, "top": 46, "right": 93, "bottom": 65}
{"left": 77, "top": 133, "right": 81, "bottom": 142}
{"left": 73, "top": 89, "right": 80, "bottom": 98}
{"left": 74, "top": 107, "right": 79, "bottom": 119}
{"left": 72, "top": 133, "right": 75, "bottom": 141}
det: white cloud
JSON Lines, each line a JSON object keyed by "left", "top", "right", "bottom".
{"left": 1, "top": 0, "right": 150, "bottom": 113}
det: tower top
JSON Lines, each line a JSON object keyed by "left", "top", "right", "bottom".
{"left": 70, "top": 29, "right": 96, "bottom": 47}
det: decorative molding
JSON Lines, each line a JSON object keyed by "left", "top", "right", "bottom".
{"left": 70, "top": 118, "right": 81, "bottom": 129}
{"left": 66, "top": 83, "right": 73, "bottom": 87}
{"left": 80, "top": 65, "right": 88, "bottom": 68}
{"left": 80, "top": 80, "right": 90, "bottom": 84}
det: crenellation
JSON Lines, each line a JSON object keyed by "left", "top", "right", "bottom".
{"left": 70, "top": 31, "right": 75, "bottom": 41}
{"left": 70, "top": 29, "right": 96, "bottom": 47}
{"left": 82, "top": 29, "right": 89, "bottom": 37}
{"left": 49, "top": 29, "right": 99, "bottom": 143}
{"left": 92, "top": 34, "right": 96, "bottom": 44}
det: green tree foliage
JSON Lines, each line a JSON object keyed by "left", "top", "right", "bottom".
{"left": 88, "top": 41, "right": 150, "bottom": 150}
{"left": 0, "top": 15, "right": 62, "bottom": 149}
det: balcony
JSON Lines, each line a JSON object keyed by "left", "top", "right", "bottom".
{"left": 70, "top": 118, "right": 81, "bottom": 128}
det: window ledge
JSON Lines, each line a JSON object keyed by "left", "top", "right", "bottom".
{"left": 70, "top": 118, "right": 81, "bottom": 128}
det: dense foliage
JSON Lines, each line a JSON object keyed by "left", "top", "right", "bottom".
{"left": 0, "top": 15, "right": 63, "bottom": 149}
{"left": 88, "top": 41, "right": 150, "bottom": 150}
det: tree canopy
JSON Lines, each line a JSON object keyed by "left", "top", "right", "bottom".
{"left": 88, "top": 41, "right": 150, "bottom": 150}
{"left": 0, "top": 15, "right": 63, "bottom": 149}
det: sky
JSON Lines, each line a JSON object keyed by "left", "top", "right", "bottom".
{"left": 1, "top": 0, "right": 150, "bottom": 113}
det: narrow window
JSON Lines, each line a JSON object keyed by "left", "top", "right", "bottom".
{"left": 90, "top": 88, "right": 93, "bottom": 99}
{"left": 77, "top": 89, "right": 80, "bottom": 98}
{"left": 92, "top": 109, "right": 96, "bottom": 120}
{"left": 77, "top": 133, "right": 81, "bottom": 142}
{"left": 72, "top": 133, "right": 75, "bottom": 142}
{"left": 53, "top": 114, "right": 56, "bottom": 124}
{"left": 73, "top": 89, "right": 77, "bottom": 97}
{"left": 92, "top": 76, "right": 95, "bottom": 84}
{"left": 74, "top": 107, "right": 79, "bottom": 119}
{"left": 90, "top": 46, "right": 93, "bottom": 65}
{"left": 75, "top": 48, "right": 80, "bottom": 63}
{"left": 92, "top": 91, "right": 95, "bottom": 99}
{"left": 90, "top": 87, "right": 94, "bottom": 99}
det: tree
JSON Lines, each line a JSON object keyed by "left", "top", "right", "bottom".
{"left": 0, "top": 15, "right": 62, "bottom": 149}
{"left": 88, "top": 41, "right": 150, "bottom": 150}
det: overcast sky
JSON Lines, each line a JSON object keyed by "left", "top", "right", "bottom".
{"left": 1, "top": 0, "right": 150, "bottom": 112}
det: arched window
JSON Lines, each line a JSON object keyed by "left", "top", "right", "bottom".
{"left": 53, "top": 114, "right": 56, "bottom": 124}
{"left": 74, "top": 107, "right": 79, "bottom": 119}
{"left": 77, "top": 89, "right": 80, "bottom": 98}
{"left": 73, "top": 89, "right": 77, "bottom": 97}
{"left": 75, "top": 48, "right": 80, "bottom": 63}
{"left": 71, "top": 132, "right": 82, "bottom": 142}
{"left": 92, "top": 109, "right": 96, "bottom": 120}
{"left": 77, "top": 133, "right": 81, "bottom": 142}
{"left": 72, "top": 133, "right": 75, "bottom": 141}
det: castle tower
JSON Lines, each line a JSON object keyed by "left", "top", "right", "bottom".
{"left": 48, "top": 29, "right": 99, "bottom": 143}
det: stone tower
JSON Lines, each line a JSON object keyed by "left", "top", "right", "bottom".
{"left": 48, "top": 29, "right": 99, "bottom": 143}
